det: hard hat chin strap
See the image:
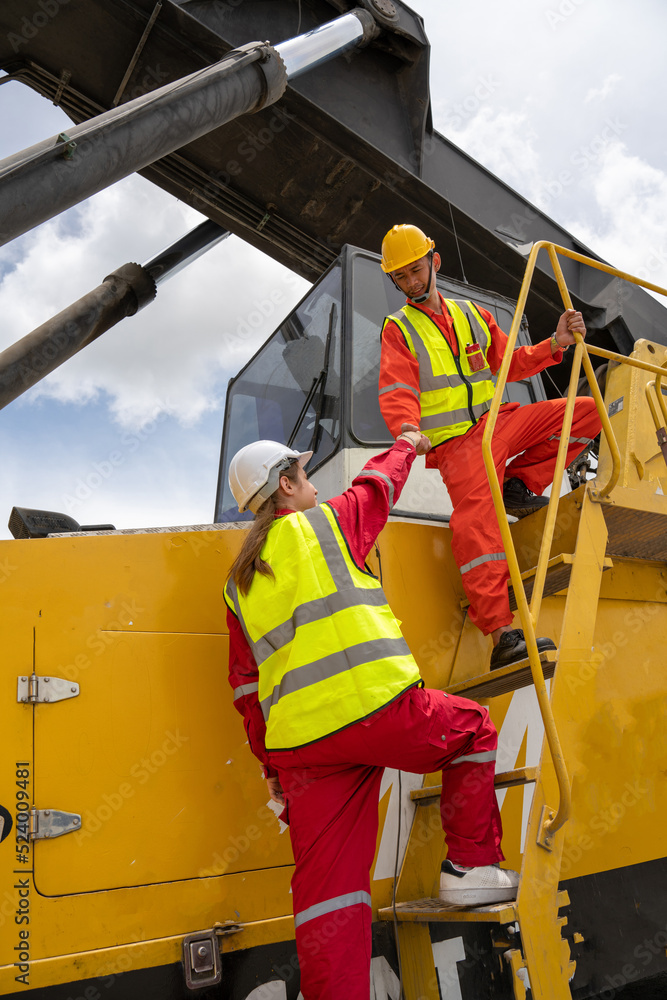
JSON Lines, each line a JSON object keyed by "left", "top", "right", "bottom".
{"left": 248, "top": 456, "right": 296, "bottom": 513}
{"left": 388, "top": 251, "right": 434, "bottom": 304}
{"left": 406, "top": 251, "right": 434, "bottom": 304}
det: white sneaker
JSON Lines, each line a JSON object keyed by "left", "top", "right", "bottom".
{"left": 439, "top": 859, "right": 520, "bottom": 906}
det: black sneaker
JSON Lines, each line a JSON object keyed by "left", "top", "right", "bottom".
{"left": 490, "top": 628, "right": 556, "bottom": 670}
{"left": 503, "top": 477, "right": 550, "bottom": 519}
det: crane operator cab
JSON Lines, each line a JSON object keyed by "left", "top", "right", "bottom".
{"left": 215, "top": 245, "right": 548, "bottom": 524}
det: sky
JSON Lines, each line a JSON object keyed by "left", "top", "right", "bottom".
{"left": 1, "top": 0, "right": 666, "bottom": 537}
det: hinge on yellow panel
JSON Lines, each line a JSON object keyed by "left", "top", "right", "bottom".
{"left": 17, "top": 674, "right": 79, "bottom": 704}
{"left": 30, "top": 807, "right": 81, "bottom": 840}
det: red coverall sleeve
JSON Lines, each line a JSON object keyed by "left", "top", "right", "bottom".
{"left": 379, "top": 319, "right": 422, "bottom": 439}
{"left": 226, "top": 605, "right": 278, "bottom": 778}
{"left": 327, "top": 439, "right": 417, "bottom": 565}
{"left": 480, "top": 307, "right": 563, "bottom": 380}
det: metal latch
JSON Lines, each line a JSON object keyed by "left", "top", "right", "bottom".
{"left": 17, "top": 674, "right": 79, "bottom": 704}
{"left": 30, "top": 808, "right": 81, "bottom": 840}
{"left": 183, "top": 930, "right": 222, "bottom": 990}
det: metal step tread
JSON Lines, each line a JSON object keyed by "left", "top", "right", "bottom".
{"left": 411, "top": 767, "right": 537, "bottom": 805}
{"left": 378, "top": 897, "right": 517, "bottom": 924}
{"left": 378, "top": 890, "right": 570, "bottom": 925}
{"left": 604, "top": 503, "right": 667, "bottom": 562}
{"left": 445, "top": 649, "right": 558, "bottom": 700}
{"left": 508, "top": 553, "right": 613, "bottom": 612}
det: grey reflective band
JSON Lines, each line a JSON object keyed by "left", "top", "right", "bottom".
{"left": 260, "top": 635, "right": 411, "bottom": 720}
{"left": 379, "top": 381, "right": 420, "bottom": 400}
{"left": 253, "top": 587, "right": 389, "bottom": 665}
{"left": 294, "top": 890, "right": 372, "bottom": 929}
{"left": 305, "top": 506, "right": 355, "bottom": 588}
{"left": 447, "top": 299, "right": 491, "bottom": 353}
{"left": 449, "top": 750, "right": 497, "bottom": 766}
{"left": 459, "top": 551, "right": 507, "bottom": 576}
{"left": 420, "top": 400, "right": 492, "bottom": 431}
{"left": 358, "top": 469, "right": 395, "bottom": 508}
{"left": 226, "top": 579, "right": 255, "bottom": 650}
{"left": 233, "top": 682, "right": 258, "bottom": 700}
{"left": 234, "top": 504, "right": 404, "bottom": 719}
{"left": 548, "top": 434, "right": 593, "bottom": 446}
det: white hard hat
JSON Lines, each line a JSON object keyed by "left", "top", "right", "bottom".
{"left": 229, "top": 440, "right": 313, "bottom": 514}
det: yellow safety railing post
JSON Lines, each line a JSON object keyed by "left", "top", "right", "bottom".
{"left": 528, "top": 246, "right": 585, "bottom": 624}
{"left": 482, "top": 241, "right": 572, "bottom": 838}
{"left": 482, "top": 239, "right": 667, "bottom": 839}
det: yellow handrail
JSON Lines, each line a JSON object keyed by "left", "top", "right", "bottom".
{"left": 482, "top": 240, "right": 667, "bottom": 837}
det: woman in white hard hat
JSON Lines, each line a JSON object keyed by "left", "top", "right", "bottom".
{"left": 224, "top": 434, "right": 518, "bottom": 1000}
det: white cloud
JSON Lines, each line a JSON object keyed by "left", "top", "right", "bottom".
{"left": 563, "top": 141, "right": 667, "bottom": 293}
{"left": 584, "top": 73, "right": 622, "bottom": 104}
{"left": 445, "top": 105, "right": 542, "bottom": 201}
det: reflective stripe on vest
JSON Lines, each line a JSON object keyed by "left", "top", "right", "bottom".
{"left": 382, "top": 298, "right": 497, "bottom": 447}
{"left": 225, "top": 504, "right": 421, "bottom": 749}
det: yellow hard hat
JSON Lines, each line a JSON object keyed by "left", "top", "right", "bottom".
{"left": 380, "top": 224, "right": 435, "bottom": 273}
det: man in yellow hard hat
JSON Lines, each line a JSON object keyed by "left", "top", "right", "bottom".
{"left": 378, "top": 224, "right": 601, "bottom": 668}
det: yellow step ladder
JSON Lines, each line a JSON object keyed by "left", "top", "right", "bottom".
{"left": 379, "top": 244, "right": 667, "bottom": 1000}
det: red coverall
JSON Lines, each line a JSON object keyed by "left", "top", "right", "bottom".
{"left": 227, "top": 440, "right": 503, "bottom": 999}
{"left": 379, "top": 295, "right": 601, "bottom": 634}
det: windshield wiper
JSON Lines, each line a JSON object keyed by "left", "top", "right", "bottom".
{"left": 287, "top": 303, "right": 337, "bottom": 453}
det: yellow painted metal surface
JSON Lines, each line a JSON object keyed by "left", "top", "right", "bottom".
{"left": 598, "top": 339, "right": 667, "bottom": 494}
{"left": 2, "top": 332, "right": 667, "bottom": 994}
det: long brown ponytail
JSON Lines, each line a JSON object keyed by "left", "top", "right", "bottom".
{"left": 228, "top": 461, "right": 301, "bottom": 595}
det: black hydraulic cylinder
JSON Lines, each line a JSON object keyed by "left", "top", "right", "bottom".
{"left": 0, "top": 264, "right": 156, "bottom": 411}
{"left": 0, "top": 41, "right": 287, "bottom": 248}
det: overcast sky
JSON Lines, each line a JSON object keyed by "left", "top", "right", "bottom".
{"left": 1, "top": 0, "right": 666, "bottom": 537}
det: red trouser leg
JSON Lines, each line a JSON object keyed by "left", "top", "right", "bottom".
{"left": 269, "top": 687, "right": 503, "bottom": 999}
{"left": 504, "top": 396, "right": 600, "bottom": 493}
{"left": 436, "top": 397, "right": 601, "bottom": 634}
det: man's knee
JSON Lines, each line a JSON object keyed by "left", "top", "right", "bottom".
{"left": 576, "top": 395, "right": 601, "bottom": 425}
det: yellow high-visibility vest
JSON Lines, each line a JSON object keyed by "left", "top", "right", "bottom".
{"left": 225, "top": 503, "right": 421, "bottom": 750}
{"left": 381, "top": 298, "right": 496, "bottom": 447}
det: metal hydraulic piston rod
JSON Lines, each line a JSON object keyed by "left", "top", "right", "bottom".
{"left": 0, "top": 220, "right": 229, "bottom": 411}
{"left": 0, "top": 9, "right": 378, "bottom": 249}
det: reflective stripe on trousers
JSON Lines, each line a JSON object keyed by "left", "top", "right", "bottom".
{"left": 459, "top": 551, "right": 507, "bottom": 576}
{"left": 294, "top": 890, "right": 372, "bottom": 929}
